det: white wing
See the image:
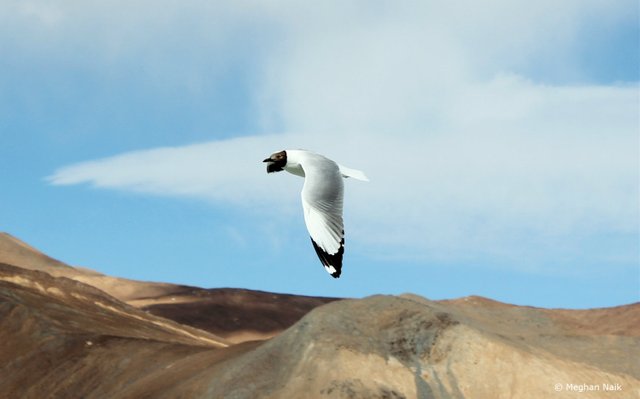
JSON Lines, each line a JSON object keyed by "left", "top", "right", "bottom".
{"left": 338, "top": 164, "right": 369, "bottom": 181}
{"left": 300, "top": 154, "right": 345, "bottom": 278}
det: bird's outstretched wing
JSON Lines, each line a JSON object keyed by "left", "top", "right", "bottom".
{"left": 300, "top": 156, "right": 345, "bottom": 278}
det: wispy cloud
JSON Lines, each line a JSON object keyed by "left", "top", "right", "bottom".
{"left": 45, "top": 1, "right": 639, "bottom": 269}
{"left": 48, "top": 80, "right": 639, "bottom": 268}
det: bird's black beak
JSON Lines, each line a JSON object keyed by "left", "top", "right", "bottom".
{"left": 262, "top": 157, "right": 273, "bottom": 163}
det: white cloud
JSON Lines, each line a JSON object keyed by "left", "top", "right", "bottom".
{"left": 45, "top": 1, "right": 639, "bottom": 269}
{"left": 48, "top": 79, "right": 639, "bottom": 268}
{"left": 48, "top": 135, "right": 295, "bottom": 204}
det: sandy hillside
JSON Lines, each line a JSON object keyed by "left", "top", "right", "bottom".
{"left": 0, "top": 232, "right": 337, "bottom": 343}
{"left": 1, "top": 232, "right": 638, "bottom": 398}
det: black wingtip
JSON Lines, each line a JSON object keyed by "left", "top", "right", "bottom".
{"left": 310, "top": 234, "right": 344, "bottom": 278}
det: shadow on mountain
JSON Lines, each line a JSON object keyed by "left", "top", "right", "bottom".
{"left": 1, "top": 233, "right": 638, "bottom": 398}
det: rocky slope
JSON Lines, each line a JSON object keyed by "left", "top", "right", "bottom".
{"left": 0, "top": 262, "right": 230, "bottom": 398}
{"left": 0, "top": 232, "right": 337, "bottom": 343}
{"left": 0, "top": 233, "right": 638, "bottom": 398}
{"left": 192, "top": 295, "right": 639, "bottom": 398}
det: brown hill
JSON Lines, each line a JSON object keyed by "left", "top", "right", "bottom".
{"left": 0, "top": 232, "right": 638, "bottom": 398}
{"left": 140, "top": 288, "right": 338, "bottom": 343}
{"left": 0, "top": 233, "right": 336, "bottom": 343}
{"left": 0, "top": 263, "right": 232, "bottom": 398}
{"left": 0, "top": 232, "right": 192, "bottom": 302}
{"left": 195, "top": 295, "right": 639, "bottom": 399}
{"left": 0, "top": 232, "right": 75, "bottom": 273}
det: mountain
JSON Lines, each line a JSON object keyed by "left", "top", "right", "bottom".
{"left": 1, "top": 233, "right": 638, "bottom": 398}
{"left": 197, "top": 294, "right": 639, "bottom": 399}
{"left": 0, "top": 232, "right": 337, "bottom": 343}
{"left": 139, "top": 287, "right": 338, "bottom": 343}
{"left": 0, "top": 262, "right": 230, "bottom": 398}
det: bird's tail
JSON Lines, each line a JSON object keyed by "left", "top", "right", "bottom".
{"left": 338, "top": 164, "right": 369, "bottom": 181}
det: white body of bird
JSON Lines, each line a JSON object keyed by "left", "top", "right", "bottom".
{"left": 263, "top": 149, "right": 368, "bottom": 278}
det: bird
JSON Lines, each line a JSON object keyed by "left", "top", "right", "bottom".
{"left": 262, "top": 149, "right": 368, "bottom": 278}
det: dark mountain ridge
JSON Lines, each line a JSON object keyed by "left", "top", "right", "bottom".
{"left": 0, "top": 233, "right": 637, "bottom": 398}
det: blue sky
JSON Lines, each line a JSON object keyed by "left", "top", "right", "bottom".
{"left": 1, "top": 1, "right": 638, "bottom": 308}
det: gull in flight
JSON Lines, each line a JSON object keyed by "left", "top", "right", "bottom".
{"left": 263, "top": 150, "right": 368, "bottom": 278}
